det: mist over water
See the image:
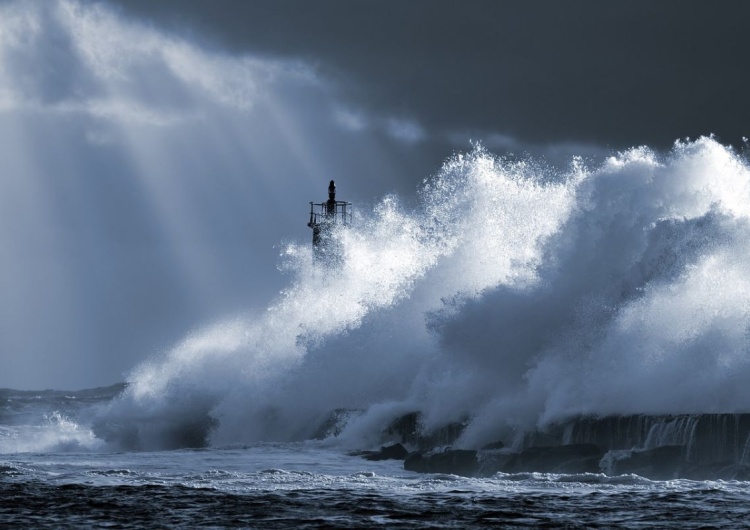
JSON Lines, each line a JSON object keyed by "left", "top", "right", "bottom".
{"left": 94, "top": 137, "right": 750, "bottom": 451}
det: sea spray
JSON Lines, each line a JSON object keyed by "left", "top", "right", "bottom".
{"left": 452, "top": 138, "right": 750, "bottom": 447}
{"left": 0, "top": 386, "right": 124, "bottom": 454}
{"left": 95, "top": 138, "right": 750, "bottom": 452}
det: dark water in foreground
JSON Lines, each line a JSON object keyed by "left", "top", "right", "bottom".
{"left": 2, "top": 482, "right": 749, "bottom": 529}
{"left": 2, "top": 386, "right": 750, "bottom": 528}
{"left": 3, "top": 445, "right": 750, "bottom": 529}
{"left": 4, "top": 484, "right": 750, "bottom": 529}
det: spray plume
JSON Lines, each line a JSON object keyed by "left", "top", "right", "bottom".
{"left": 95, "top": 137, "right": 750, "bottom": 450}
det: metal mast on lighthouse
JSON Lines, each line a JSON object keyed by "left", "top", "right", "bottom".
{"left": 307, "top": 180, "right": 352, "bottom": 260}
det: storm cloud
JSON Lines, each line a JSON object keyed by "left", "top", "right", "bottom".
{"left": 108, "top": 0, "right": 750, "bottom": 149}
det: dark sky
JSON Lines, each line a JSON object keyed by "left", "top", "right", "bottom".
{"left": 1, "top": 0, "right": 748, "bottom": 390}
{"left": 110, "top": 0, "right": 750, "bottom": 149}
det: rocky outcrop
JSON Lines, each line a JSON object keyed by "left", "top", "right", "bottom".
{"left": 559, "top": 414, "right": 750, "bottom": 465}
{"left": 404, "top": 449, "right": 478, "bottom": 476}
{"left": 358, "top": 443, "right": 409, "bottom": 461}
{"left": 320, "top": 408, "right": 750, "bottom": 480}
{"left": 501, "top": 444, "right": 604, "bottom": 474}
{"left": 384, "top": 412, "right": 467, "bottom": 450}
{"left": 399, "top": 414, "right": 750, "bottom": 479}
{"left": 603, "top": 445, "right": 687, "bottom": 480}
{"left": 313, "top": 408, "right": 363, "bottom": 440}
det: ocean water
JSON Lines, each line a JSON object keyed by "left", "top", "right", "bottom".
{"left": 3, "top": 388, "right": 750, "bottom": 529}
{"left": 4, "top": 452, "right": 750, "bottom": 529}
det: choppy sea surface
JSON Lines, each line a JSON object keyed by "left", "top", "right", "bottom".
{"left": 4, "top": 444, "right": 750, "bottom": 529}
{"left": 3, "top": 386, "right": 750, "bottom": 529}
{"left": 1, "top": 385, "right": 749, "bottom": 530}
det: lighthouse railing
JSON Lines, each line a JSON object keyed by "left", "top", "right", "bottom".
{"left": 308, "top": 201, "right": 352, "bottom": 226}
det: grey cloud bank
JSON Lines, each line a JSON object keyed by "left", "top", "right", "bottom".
{"left": 108, "top": 0, "right": 750, "bottom": 149}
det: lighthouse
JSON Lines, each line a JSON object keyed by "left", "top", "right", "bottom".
{"left": 307, "top": 180, "right": 352, "bottom": 259}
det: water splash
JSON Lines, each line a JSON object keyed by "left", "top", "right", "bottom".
{"left": 0, "top": 411, "right": 103, "bottom": 453}
{"left": 94, "top": 137, "right": 750, "bottom": 451}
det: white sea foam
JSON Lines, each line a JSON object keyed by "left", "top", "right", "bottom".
{"left": 92, "top": 137, "right": 750, "bottom": 451}
{"left": 0, "top": 412, "right": 103, "bottom": 453}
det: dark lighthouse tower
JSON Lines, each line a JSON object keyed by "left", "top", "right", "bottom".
{"left": 307, "top": 180, "right": 352, "bottom": 259}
